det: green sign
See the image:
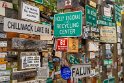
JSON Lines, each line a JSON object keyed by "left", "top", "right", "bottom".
{"left": 104, "top": 59, "right": 113, "bottom": 65}
{"left": 102, "top": 16, "right": 112, "bottom": 22}
{"left": 103, "top": 77, "right": 115, "bottom": 83}
{"left": 97, "top": 20, "right": 115, "bottom": 26}
{"left": 67, "top": 55, "right": 80, "bottom": 64}
{"left": 114, "top": 4, "right": 122, "bottom": 22}
{"left": 54, "top": 11, "right": 83, "bottom": 37}
{"left": 33, "top": 0, "right": 43, "bottom": 4}
{"left": 86, "top": 5, "right": 97, "bottom": 27}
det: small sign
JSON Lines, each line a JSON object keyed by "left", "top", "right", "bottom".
{"left": 0, "top": 1, "right": 13, "bottom": 9}
{"left": 61, "top": 66, "right": 71, "bottom": 80}
{"left": 86, "top": 5, "right": 97, "bottom": 27}
{"left": 0, "top": 64, "right": 6, "bottom": 70}
{"left": 21, "top": 3, "right": 40, "bottom": 22}
{"left": 56, "top": 38, "right": 68, "bottom": 51}
{"left": 0, "top": 41, "right": 7, "bottom": 47}
{"left": 30, "top": 0, "right": 43, "bottom": 4}
{"left": 104, "top": 59, "right": 113, "bottom": 65}
{"left": 37, "top": 67, "right": 49, "bottom": 79}
{"left": 21, "top": 56, "right": 40, "bottom": 69}
{"left": 4, "top": 17, "right": 51, "bottom": 35}
{"left": 71, "top": 64, "right": 91, "bottom": 79}
{"left": 100, "top": 26, "right": 117, "bottom": 43}
{"left": 54, "top": 11, "right": 82, "bottom": 37}
{"left": 0, "top": 7, "right": 5, "bottom": 16}
{"left": 0, "top": 70, "right": 10, "bottom": 76}
{"left": 68, "top": 38, "right": 78, "bottom": 52}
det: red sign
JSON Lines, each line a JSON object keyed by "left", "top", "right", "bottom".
{"left": 56, "top": 38, "right": 68, "bottom": 51}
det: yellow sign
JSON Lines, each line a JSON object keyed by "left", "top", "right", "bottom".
{"left": 117, "top": 22, "right": 121, "bottom": 26}
{"left": 89, "top": 1, "right": 96, "bottom": 8}
{"left": 100, "top": 26, "right": 117, "bottom": 43}
{"left": 0, "top": 58, "right": 6, "bottom": 64}
{"left": 68, "top": 38, "right": 78, "bottom": 52}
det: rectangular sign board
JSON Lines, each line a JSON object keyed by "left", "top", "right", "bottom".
{"left": 4, "top": 17, "right": 51, "bottom": 35}
{"left": 21, "top": 56, "right": 40, "bottom": 69}
{"left": 71, "top": 64, "right": 91, "bottom": 79}
{"left": 54, "top": 11, "right": 82, "bottom": 37}
{"left": 56, "top": 38, "right": 68, "bottom": 51}
{"left": 21, "top": 3, "right": 40, "bottom": 22}
{"left": 86, "top": 5, "right": 97, "bottom": 27}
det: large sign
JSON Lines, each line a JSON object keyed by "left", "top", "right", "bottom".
{"left": 100, "top": 26, "right": 117, "bottom": 43}
{"left": 86, "top": 5, "right": 97, "bottom": 27}
{"left": 54, "top": 11, "right": 82, "bottom": 37}
{"left": 71, "top": 64, "right": 91, "bottom": 78}
{"left": 56, "top": 38, "right": 68, "bottom": 51}
{"left": 12, "top": 38, "right": 47, "bottom": 50}
{"left": 21, "top": 55, "right": 40, "bottom": 69}
{"left": 4, "top": 17, "right": 51, "bottom": 35}
{"left": 21, "top": 3, "right": 40, "bottom": 22}
{"left": 68, "top": 38, "right": 78, "bottom": 52}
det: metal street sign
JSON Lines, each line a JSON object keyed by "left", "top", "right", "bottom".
{"left": 54, "top": 11, "right": 83, "bottom": 37}
{"left": 86, "top": 5, "right": 97, "bottom": 27}
{"left": 97, "top": 20, "right": 115, "bottom": 26}
{"left": 114, "top": 4, "right": 122, "bottom": 22}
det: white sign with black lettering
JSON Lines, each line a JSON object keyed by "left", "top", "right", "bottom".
{"left": 0, "top": 41, "right": 7, "bottom": 47}
{"left": 21, "top": 3, "right": 40, "bottom": 22}
{"left": 37, "top": 67, "right": 49, "bottom": 79}
{"left": 4, "top": 17, "right": 51, "bottom": 35}
{"left": 71, "top": 64, "right": 91, "bottom": 78}
{"left": 21, "top": 56, "right": 40, "bottom": 69}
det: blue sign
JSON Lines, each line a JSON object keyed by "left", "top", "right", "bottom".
{"left": 60, "top": 66, "right": 71, "bottom": 80}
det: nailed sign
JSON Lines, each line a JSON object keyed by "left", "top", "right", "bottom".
{"left": 56, "top": 38, "right": 68, "bottom": 51}
{"left": 71, "top": 64, "right": 91, "bottom": 78}
{"left": 100, "top": 26, "right": 117, "bottom": 43}
{"left": 21, "top": 55, "right": 40, "bottom": 69}
{"left": 86, "top": 5, "right": 97, "bottom": 27}
{"left": 21, "top": 3, "right": 40, "bottom": 22}
{"left": 54, "top": 11, "right": 82, "bottom": 37}
{"left": 4, "top": 17, "right": 51, "bottom": 35}
{"left": 68, "top": 38, "right": 78, "bottom": 52}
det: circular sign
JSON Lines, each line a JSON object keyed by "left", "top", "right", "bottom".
{"left": 60, "top": 66, "right": 71, "bottom": 80}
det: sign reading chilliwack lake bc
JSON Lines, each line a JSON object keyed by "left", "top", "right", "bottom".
{"left": 54, "top": 11, "right": 82, "bottom": 37}
{"left": 3, "top": 17, "right": 51, "bottom": 35}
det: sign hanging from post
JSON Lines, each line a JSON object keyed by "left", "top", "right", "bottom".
{"left": 56, "top": 38, "right": 68, "bottom": 51}
{"left": 54, "top": 11, "right": 82, "bottom": 37}
{"left": 71, "top": 64, "right": 91, "bottom": 79}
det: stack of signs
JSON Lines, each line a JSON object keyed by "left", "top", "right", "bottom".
{"left": 0, "top": 52, "right": 10, "bottom": 82}
{"left": 55, "top": 38, "right": 79, "bottom": 52}
{"left": 20, "top": 52, "right": 40, "bottom": 69}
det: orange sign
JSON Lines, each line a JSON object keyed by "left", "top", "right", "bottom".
{"left": 0, "top": 58, "right": 6, "bottom": 64}
{"left": 68, "top": 38, "right": 78, "bottom": 52}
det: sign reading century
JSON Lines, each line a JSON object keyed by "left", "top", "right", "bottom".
{"left": 54, "top": 11, "right": 82, "bottom": 37}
